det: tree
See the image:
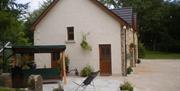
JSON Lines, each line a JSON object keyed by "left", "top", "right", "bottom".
{"left": 0, "top": 0, "right": 30, "bottom": 45}
{"left": 26, "top": 0, "right": 53, "bottom": 24}
{"left": 24, "top": 0, "right": 53, "bottom": 43}
{"left": 100, "top": 0, "right": 122, "bottom": 8}
{"left": 100, "top": 0, "right": 180, "bottom": 52}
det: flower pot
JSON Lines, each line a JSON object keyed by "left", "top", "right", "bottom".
{"left": 120, "top": 87, "right": 134, "bottom": 91}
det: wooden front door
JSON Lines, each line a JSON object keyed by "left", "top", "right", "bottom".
{"left": 99, "top": 44, "right": 112, "bottom": 75}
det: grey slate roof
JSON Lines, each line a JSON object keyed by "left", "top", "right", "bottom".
{"left": 111, "top": 7, "right": 133, "bottom": 26}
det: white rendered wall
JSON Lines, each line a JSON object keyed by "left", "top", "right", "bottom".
{"left": 34, "top": 0, "right": 122, "bottom": 75}
{"left": 34, "top": 53, "right": 51, "bottom": 68}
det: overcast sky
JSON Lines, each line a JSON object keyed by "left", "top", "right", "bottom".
{"left": 16, "top": 0, "right": 178, "bottom": 12}
{"left": 16, "top": 0, "right": 45, "bottom": 12}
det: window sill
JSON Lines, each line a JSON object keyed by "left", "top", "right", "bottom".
{"left": 65, "top": 40, "right": 76, "bottom": 44}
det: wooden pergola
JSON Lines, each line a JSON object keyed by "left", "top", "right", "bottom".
{"left": 9, "top": 45, "right": 67, "bottom": 84}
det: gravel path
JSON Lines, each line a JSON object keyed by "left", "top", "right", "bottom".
{"left": 43, "top": 59, "right": 180, "bottom": 91}
{"left": 127, "top": 59, "right": 180, "bottom": 91}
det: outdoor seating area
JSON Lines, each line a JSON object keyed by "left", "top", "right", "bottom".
{"left": 11, "top": 67, "right": 60, "bottom": 88}
{"left": 43, "top": 76, "right": 138, "bottom": 91}
{"left": 0, "top": 45, "right": 67, "bottom": 89}
{"left": 73, "top": 70, "right": 100, "bottom": 91}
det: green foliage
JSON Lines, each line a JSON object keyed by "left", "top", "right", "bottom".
{"left": 127, "top": 67, "right": 133, "bottom": 74}
{"left": 0, "top": 0, "right": 30, "bottom": 45}
{"left": 25, "top": 0, "right": 53, "bottom": 43}
{"left": 0, "top": 0, "right": 28, "bottom": 17}
{"left": 120, "top": 81, "right": 134, "bottom": 91}
{"left": 100, "top": 0, "right": 122, "bottom": 8}
{"left": 80, "top": 33, "right": 92, "bottom": 51}
{"left": 56, "top": 55, "right": 69, "bottom": 73}
{"left": 53, "top": 88, "right": 59, "bottom": 91}
{"left": 80, "top": 40, "right": 92, "bottom": 51}
{"left": 123, "top": 0, "right": 180, "bottom": 52}
{"left": 138, "top": 43, "right": 146, "bottom": 58}
{"left": 100, "top": 0, "right": 180, "bottom": 53}
{"left": 145, "top": 50, "right": 180, "bottom": 59}
{"left": 2, "top": 49, "right": 13, "bottom": 72}
{"left": 26, "top": 0, "right": 53, "bottom": 24}
{"left": 0, "top": 87, "right": 25, "bottom": 91}
{"left": 65, "top": 55, "right": 70, "bottom": 73}
{"left": 80, "top": 65, "right": 93, "bottom": 77}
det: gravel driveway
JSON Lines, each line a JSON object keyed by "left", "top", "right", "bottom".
{"left": 127, "top": 59, "right": 180, "bottom": 91}
{"left": 43, "top": 59, "right": 180, "bottom": 91}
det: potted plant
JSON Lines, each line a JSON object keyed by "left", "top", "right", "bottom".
{"left": 120, "top": 81, "right": 134, "bottom": 91}
{"left": 80, "top": 65, "right": 93, "bottom": 77}
{"left": 127, "top": 67, "right": 133, "bottom": 74}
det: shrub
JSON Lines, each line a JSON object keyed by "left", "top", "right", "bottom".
{"left": 65, "top": 55, "right": 70, "bottom": 73}
{"left": 80, "top": 65, "right": 93, "bottom": 77}
{"left": 138, "top": 42, "right": 146, "bottom": 58}
{"left": 58, "top": 55, "right": 70, "bottom": 73}
{"left": 127, "top": 67, "right": 133, "bottom": 74}
{"left": 120, "top": 81, "right": 133, "bottom": 91}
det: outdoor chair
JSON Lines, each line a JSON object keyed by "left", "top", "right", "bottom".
{"left": 73, "top": 70, "right": 100, "bottom": 91}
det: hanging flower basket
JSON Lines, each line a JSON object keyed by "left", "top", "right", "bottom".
{"left": 80, "top": 33, "right": 92, "bottom": 51}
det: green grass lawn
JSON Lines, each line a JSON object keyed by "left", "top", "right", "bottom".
{"left": 145, "top": 50, "right": 180, "bottom": 59}
{"left": 0, "top": 88, "right": 24, "bottom": 91}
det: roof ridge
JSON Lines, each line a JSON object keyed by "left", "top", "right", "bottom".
{"left": 31, "top": 0, "right": 131, "bottom": 31}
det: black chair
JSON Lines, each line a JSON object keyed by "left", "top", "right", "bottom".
{"left": 73, "top": 70, "right": 100, "bottom": 91}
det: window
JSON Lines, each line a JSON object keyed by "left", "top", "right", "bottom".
{"left": 67, "top": 27, "right": 74, "bottom": 41}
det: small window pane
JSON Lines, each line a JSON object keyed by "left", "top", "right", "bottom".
{"left": 67, "top": 27, "right": 74, "bottom": 40}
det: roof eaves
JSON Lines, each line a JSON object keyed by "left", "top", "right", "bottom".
{"left": 111, "top": 7, "right": 133, "bottom": 10}
{"left": 12, "top": 45, "right": 66, "bottom": 53}
{"left": 91, "top": 0, "right": 131, "bottom": 27}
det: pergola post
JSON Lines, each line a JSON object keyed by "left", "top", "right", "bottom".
{"left": 62, "top": 51, "right": 67, "bottom": 84}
